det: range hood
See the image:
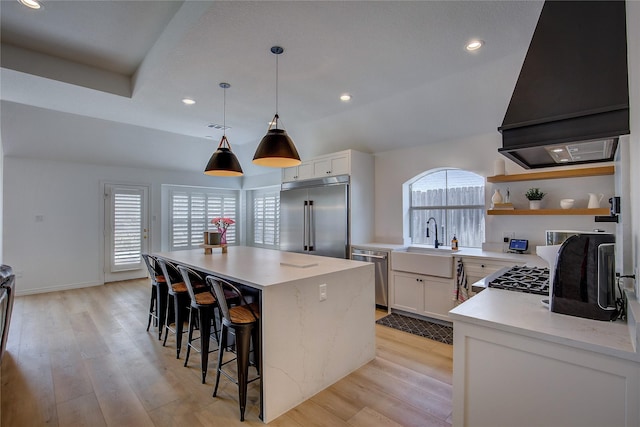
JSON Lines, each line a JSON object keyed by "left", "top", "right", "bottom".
{"left": 498, "top": 1, "right": 629, "bottom": 169}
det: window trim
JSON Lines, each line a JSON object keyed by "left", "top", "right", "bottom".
{"left": 407, "top": 168, "right": 485, "bottom": 248}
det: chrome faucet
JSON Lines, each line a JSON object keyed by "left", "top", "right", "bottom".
{"left": 426, "top": 217, "right": 440, "bottom": 248}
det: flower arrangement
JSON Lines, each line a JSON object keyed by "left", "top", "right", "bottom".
{"left": 525, "top": 188, "right": 546, "bottom": 200}
{"left": 211, "top": 217, "right": 234, "bottom": 245}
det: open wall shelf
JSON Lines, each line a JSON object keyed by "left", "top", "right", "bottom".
{"left": 487, "top": 208, "right": 610, "bottom": 216}
{"left": 487, "top": 166, "right": 614, "bottom": 183}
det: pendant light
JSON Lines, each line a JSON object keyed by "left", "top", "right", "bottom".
{"left": 204, "top": 83, "right": 243, "bottom": 177}
{"left": 253, "top": 46, "right": 301, "bottom": 168}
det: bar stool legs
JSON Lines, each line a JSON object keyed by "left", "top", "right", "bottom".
{"left": 184, "top": 304, "right": 220, "bottom": 383}
{"left": 212, "top": 322, "right": 257, "bottom": 422}
{"left": 163, "top": 291, "right": 189, "bottom": 358}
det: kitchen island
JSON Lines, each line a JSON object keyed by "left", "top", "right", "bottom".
{"left": 154, "top": 247, "right": 375, "bottom": 423}
{"left": 449, "top": 288, "right": 640, "bottom": 427}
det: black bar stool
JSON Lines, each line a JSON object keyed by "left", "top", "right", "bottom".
{"left": 157, "top": 258, "right": 191, "bottom": 359}
{"left": 207, "top": 276, "right": 260, "bottom": 422}
{"left": 178, "top": 265, "right": 223, "bottom": 384}
{"left": 142, "top": 254, "right": 167, "bottom": 340}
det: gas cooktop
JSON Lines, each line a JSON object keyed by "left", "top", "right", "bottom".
{"left": 488, "top": 265, "right": 550, "bottom": 296}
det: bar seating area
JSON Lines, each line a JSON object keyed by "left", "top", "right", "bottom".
{"left": 143, "top": 253, "right": 260, "bottom": 422}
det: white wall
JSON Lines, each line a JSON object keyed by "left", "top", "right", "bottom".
{"left": 373, "top": 132, "right": 616, "bottom": 249}
{"left": 3, "top": 157, "right": 241, "bottom": 295}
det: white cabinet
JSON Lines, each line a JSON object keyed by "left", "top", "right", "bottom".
{"left": 391, "top": 271, "right": 455, "bottom": 321}
{"left": 453, "top": 320, "right": 640, "bottom": 427}
{"left": 282, "top": 151, "right": 351, "bottom": 182}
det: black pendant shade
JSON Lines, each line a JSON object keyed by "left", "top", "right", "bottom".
{"left": 204, "top": 135, "right": 243, "bottom": 177}
{"left": 252, "top": 46, "right": 302, "bottom": 168}
{"left": 253, "top": 114, "right": 301, "bottom": 167}
{"left": 204, "top": 82, "right": 243, "bottom": 177}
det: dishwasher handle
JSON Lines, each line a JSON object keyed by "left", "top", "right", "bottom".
{"left": 351, "top": 252, "right": 387, "bottom": 260}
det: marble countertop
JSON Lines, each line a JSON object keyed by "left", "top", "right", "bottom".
{"left": 154, "top": 247, "right": 370, "bottom": 289}
{"left": 449, "top": 288, "right": 639, "bottom": 363}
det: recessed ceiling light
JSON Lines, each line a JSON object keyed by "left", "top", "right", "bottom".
{"left": 340, "top": 94, "right": 352, "bottom": 102}
{"left": 18, "top": 0, "right": 41, "bottom": 10}
{"left": 466, "top": 40, "right": 484, "bottom": 51}
{"left": 182, "top": 98, "right": 196, "bottom": 105}
{"left": 551, "top": 148, "right": 565, "bottom": 153}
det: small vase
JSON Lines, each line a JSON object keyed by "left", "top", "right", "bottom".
{"left": 491, "top": 189, "right": 503, "bottom": 205}
{"left": 219, "top": 228, "right": 227, "bottom": 245}
{"left": 529, "top": 200, "right": 542, "bottom": 210}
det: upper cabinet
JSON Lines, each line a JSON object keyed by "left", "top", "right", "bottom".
{"left": 282, "top": 150, "right": 351, "bottom": 182}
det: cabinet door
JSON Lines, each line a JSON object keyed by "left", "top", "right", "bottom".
{"left": 297, "top": 161, "right": 314, "bottom": 180}
{"left": 392, "top": 273, "right": 423, "bottom": 313}
{"left": 313, "top": 158, "right": 332, "bottom": 177}
{"left": 329, "top": 154, "right": 350, "bottom": 176}
{"left": 422, "top": 276, "right": 456, "bottom": 319}
{"left": 282, "top": 166, "right": 299, "bottom": 182}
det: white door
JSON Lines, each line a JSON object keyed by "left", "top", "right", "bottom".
{"left": 104, "top": 184, "right": 150, "bottom": 282}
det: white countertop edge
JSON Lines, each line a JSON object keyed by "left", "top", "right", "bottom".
{"left": 449, "top": 288, "right": 639, "bottom": 363}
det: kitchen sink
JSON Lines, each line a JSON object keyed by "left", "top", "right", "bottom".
{"left": 391, "top": 247, "right": 454, "bottom": 278}
{"left": 403, "top": 246, "right": 454, "bottom": 254}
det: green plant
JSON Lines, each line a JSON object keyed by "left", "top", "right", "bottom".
{"left": 525, "top": 188, "right": 546, "bottom": 200}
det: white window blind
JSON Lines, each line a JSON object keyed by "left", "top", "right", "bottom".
{"left": 252, "top": 190, "right": 280, "bottom": 247}
{"left": 113, "top": 192, "right": 142, "bottom": 266}
{"left": 169, "top": 188, "right": 238, "bottom": 250}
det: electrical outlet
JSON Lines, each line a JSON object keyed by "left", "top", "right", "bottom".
{"left": 502, "top": 231, "right": 515, "bottom": 252}
{"left": 319, "top": 284, "right": 327, "bottom": 301}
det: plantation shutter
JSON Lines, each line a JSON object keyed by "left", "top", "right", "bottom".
{"left": 113, "top": 191, "right": 143, "bottom": 267}
{"left": 169, "top": 188, "right": 238, "bottom": 251}
{"left": 253, "top": 191, "right": 280, "bottom": 246}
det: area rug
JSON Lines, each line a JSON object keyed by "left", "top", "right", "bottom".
{"left": 376, "top": 313, "right": 453, "bottom": 345}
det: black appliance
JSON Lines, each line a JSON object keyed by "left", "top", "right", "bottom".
{"left": 498, "top": 1, "right": 629, "bottom": 169}
{"left": 0, "top": 265, "right": 16, "bottom": 362}
{"left": 551, "top": 233, "right": 618, "bottom": 321}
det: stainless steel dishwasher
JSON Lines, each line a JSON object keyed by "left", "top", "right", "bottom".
{"left": 351, "top": 247, "right": 389, "bottom": 309}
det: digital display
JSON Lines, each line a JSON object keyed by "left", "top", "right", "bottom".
{"left": 509, "top": 238, "right": 529, "bottom": 252}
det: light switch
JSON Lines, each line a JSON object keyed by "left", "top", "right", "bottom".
{"left": 319, "top": 283, "right": 327, "bottom": 301}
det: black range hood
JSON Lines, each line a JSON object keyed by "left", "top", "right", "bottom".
{"left": 498, "top": 1, "right": 629, "bottom": 169}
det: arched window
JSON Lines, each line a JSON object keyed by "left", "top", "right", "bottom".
{"left": 409, "top": 169, "right": 485, "bottom": 248}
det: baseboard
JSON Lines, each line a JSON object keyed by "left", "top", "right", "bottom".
{"left": 15, "top": 281, "right": 103, "bottom": 297}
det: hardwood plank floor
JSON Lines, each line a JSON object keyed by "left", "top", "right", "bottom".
{"left": 1, "top": 279, "right": 452, "bottom": 426}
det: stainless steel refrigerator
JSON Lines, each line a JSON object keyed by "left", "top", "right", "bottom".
{"left": 280, "top": 175, "right": 349, "bottom": 258}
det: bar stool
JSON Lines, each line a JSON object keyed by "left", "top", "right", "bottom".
{"left": 142, "top": 254, "right": 167, "bottom": 340}
{"left": 157, "top": 258, "right": 191, "bottom": 359}
{"left": 207, "top": 276, "right": 260, "bottom": 422}
{"left": 178, "top": 265, "right": 223, "bottom": 384}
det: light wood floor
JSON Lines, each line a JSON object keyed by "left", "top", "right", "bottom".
{"left": 1, "top": 279, "right": 452, "bottom": 427}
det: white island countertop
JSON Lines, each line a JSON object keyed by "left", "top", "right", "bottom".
{"left": 449, "top": 287, "right": 639, "bottom": 362}
{"left": 155, "top": 246, "right": 370, "bottom": 289}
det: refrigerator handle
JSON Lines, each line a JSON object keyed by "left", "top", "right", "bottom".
{"left": 308, "top": 200, "right": 314, "bottom": 251}
{"left": 303, "top": 200, "right": 309, "bottom": 251}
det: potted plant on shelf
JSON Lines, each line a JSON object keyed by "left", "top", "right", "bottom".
{"left": 525, "top": 188, "right": 546, "bottom": 210}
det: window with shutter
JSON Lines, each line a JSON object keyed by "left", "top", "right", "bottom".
{"left": 251, "top": 189, "right": 280, "bottom": 248}
{"left": 168, "top": 187, "right": 238, "bottom": 251}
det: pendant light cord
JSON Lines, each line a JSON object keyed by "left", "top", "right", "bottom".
{"left": 223, "top": 85, "right": 227, "bottom": 137}
{"left": 275, "top": 52, "right": 279, "bottom": 116}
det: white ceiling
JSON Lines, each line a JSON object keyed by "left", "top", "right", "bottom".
{"left": 0, "top": 0, "right": 544, "bottom": 177}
